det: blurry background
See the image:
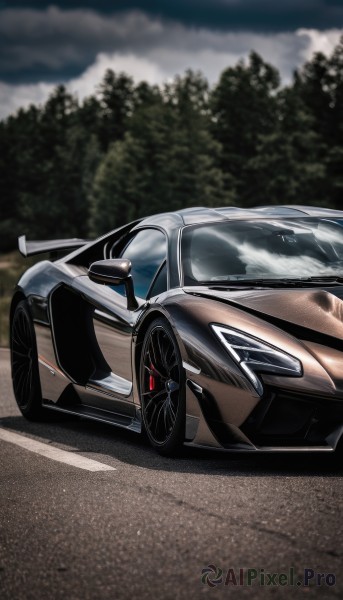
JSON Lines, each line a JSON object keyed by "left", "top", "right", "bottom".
{"left": 1, "top": 0, "right": 343, "bottom": 344}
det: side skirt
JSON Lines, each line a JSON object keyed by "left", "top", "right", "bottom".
{"left": 42, "top": 401, "right": 142, "bottom": 433}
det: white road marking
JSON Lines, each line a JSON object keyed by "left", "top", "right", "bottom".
{"left": 0, "top": 428, "right": 116, "bottom": 472}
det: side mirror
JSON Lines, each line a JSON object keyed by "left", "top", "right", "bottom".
{"left": 88, "top": 259, "right": 138, "bottom": 311}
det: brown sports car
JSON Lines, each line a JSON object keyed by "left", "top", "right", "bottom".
{"left": 10, "top": 205, "right": 343, "bottom": 455}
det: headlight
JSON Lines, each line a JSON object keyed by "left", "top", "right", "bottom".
{"left": 211, "top": 325, "right": 302, "bottom": 395}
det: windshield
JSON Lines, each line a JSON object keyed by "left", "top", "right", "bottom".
{"left": 181, "top": 218, "right": 343, "bottom": 284}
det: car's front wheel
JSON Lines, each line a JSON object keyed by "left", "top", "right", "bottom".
{"left": 140, "top": 318, "right": 185, "bottom": 455}
{"left": 10, "top": 300, "right": 46, "bottom": 420}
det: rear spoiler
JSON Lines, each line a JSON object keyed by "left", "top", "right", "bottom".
{"left": 18, "top": 235, "right": 91, "bottom": 257}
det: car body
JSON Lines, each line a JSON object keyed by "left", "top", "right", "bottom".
{"left": 10, "top": 205, "right": 343, "bottom": 455}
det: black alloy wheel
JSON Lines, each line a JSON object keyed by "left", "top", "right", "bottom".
{"left": 140, "top": 318, "right": 185, "bottom": 455}
{"left": 11, "top": 300, "right": 45, "bottom": 419}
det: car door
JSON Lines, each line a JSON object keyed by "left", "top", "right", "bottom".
{"left": 73, "top": 228, "right": 168, "bottom": 413}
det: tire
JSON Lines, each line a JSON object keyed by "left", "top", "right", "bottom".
{"left": 139, "top": 318, "right": 186, "bottom": 456}
{"left": 10, "top": 300, "right": 46, "bottom": 420}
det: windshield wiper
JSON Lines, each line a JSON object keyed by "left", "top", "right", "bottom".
{"left": 202, "top": 276, "right": 343, "bottom": 289}
{"left": 304, "top": 275, "right": 343, "bottom": 283}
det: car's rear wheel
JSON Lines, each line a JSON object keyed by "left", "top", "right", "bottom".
{"left": 140, "top": 318, "right": 185, "bottom": 455}
{"left": 10, "top": 300, "right": 46, "bottom": 420}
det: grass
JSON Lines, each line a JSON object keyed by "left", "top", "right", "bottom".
{"left": 0, "top": 251, "right": 38, "bottom": 347}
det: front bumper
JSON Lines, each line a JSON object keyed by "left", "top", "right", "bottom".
{"left": 185, "top": 381, "right": 343, "bottom": 452}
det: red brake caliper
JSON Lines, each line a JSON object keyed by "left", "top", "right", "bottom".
{"left": 149, "top": 363, "right": 155, "bottom": 391}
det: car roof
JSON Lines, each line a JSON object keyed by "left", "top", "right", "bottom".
{"left": 64, "top": 204, "right": 343, "bottom": 269}
{"left": 138, "top": 205, "right": 343, "bottom": 229}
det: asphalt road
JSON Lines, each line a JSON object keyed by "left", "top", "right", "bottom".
{"left": 0, "top": 348, "right": 342, "bottom": 599}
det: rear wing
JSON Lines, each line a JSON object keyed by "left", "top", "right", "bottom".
{"left": 18, "top": 235, "right": 91, "bottom": 257}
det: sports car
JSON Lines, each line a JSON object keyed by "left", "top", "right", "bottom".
{"left": 10, "top": 205, "right": 343, "bottom": 455}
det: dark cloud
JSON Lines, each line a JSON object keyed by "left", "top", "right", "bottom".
{"left": 0, "top": 1, "right": 342, "bottom": 119}
{"left": 1, "top": 3, "right": 342, "bottom": 85}
{"left": 2, "top": 0, "right": 343, "bottom": 31}
{"left": 0, "top": 8, "right": 165, "bottom": 83}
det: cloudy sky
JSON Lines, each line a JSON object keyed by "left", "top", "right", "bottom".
{"left": 0, "top": 1, "right": 342, "bottom": 119}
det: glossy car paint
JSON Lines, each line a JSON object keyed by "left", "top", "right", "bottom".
{"left": 10, "top": 206, "right": 343, "bottom": 452}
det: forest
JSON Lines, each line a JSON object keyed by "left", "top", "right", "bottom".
{"left": 1, "top": 37, "right": 343, "bottom": 251}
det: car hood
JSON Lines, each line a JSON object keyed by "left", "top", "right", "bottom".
{"left": 183, "top": 285, "right": 343, "bottom": 341}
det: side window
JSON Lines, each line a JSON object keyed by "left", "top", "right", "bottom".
{"left": 148, "top": 262, "right": 167, "bottom": 298}
{"left": 121, "top": 229, "right": 167, "bottom": 298}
